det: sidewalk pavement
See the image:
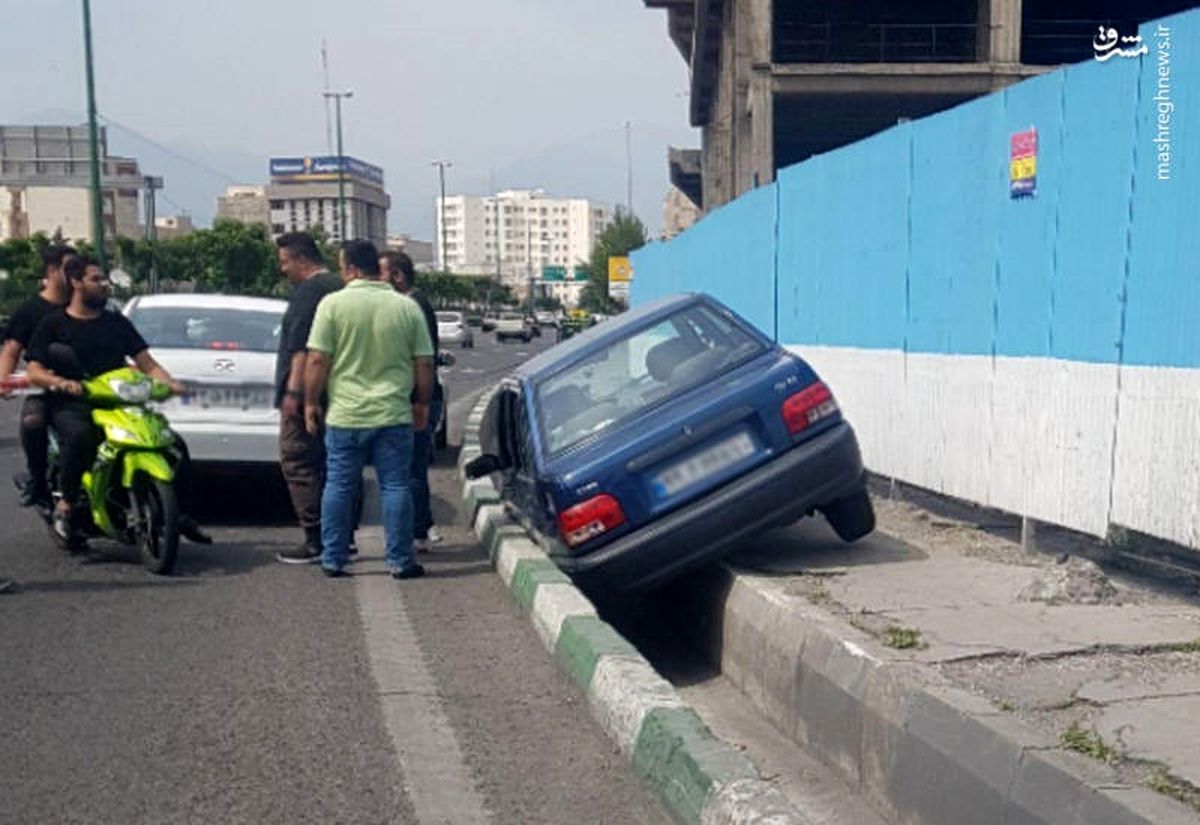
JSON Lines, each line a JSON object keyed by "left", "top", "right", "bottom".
{"left": 668, "top": 494, "right": 1200, "bottom": 824}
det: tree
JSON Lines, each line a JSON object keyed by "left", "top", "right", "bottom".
{"left": 578, "top": 211, "right": 647, "bottom": 314}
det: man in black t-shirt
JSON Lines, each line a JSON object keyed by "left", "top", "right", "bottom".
{"left": 26, "top": 256, "right": 209, "bottom": 546}
{"left": 0, "top": 244, "right": 75, "bottom": 506}
{"left": 274, "top": 233, "right": 343, "bottom": 564}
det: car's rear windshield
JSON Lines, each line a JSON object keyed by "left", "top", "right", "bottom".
{"left": 436, "top": 312, "right": 460, "bottom": 322}
{"left": 535, "top": 302, "right": 765, "bottom": 455}
{"left": 127, "top": 306, "right": 283, "bottom": 353}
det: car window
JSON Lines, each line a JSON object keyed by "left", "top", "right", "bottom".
{"left": 127, "top": 306, "right": 283, "bottom": 352}
{"left": 436, "top": 312, "right": 459, "bottom": 323}
{"left": 535, "top": 302, "right": 764, "bottom": 454}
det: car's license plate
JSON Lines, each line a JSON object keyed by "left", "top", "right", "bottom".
{"left": 653, "top": 431, "right": 757, "bottom": 499}
{"left": 183, "top": 385, "right": 272, "bottom": 410}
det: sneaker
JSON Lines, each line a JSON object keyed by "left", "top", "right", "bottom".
{"left": 323, "top": 566, "right": 348, "bottom": 579}
{"left": 413, "top": 537, "right": 431, "bottom": 553}
{"left": 180, "top": 515, "right": 213, "bottom": 545}
{"left": 52, "top": 509, "right": 71, "bottom": 542}
{"left": 276, "top": 543, "right": 321, "bottom": 565}
{"left": 0, "top": 578, "right": 14, "bottom": 594}
{"left": 347, "top": 537, "right": 358, "bottom": 557}
{"left": 391, "top": 563, "right": 425, "bottom": 580}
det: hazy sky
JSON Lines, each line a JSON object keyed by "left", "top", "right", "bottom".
{"left": 3, "top": 0, "right": 697, "bottom": 238}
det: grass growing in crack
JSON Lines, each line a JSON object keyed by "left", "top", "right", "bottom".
{"left": 1167, "top": 638, "right": 1200, "bottom": 654}
{"left": 994, "top": 698, "right": 1017, "bottom": 712}
{"left": 1060, "top": 722, "right": 1119, "bottom": 765}
{"left": 882, "top": 626, "right": 924, "bottom": 650}
{"left": 1147, "top": 767, "right": 1200, "bottom": 811}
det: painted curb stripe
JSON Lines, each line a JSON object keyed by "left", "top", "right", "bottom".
{"left": 511, "top": 558, "right": 571, "bottom": 610}
{"left": 632, "top": 707, "right": 759, "bottom": 825}
{"left": 554, "top": 614, "right": 640, "bottom": 690}
{"left": 487, "top": 525, "right": 528, "bottom": 562}
{"left": 589, "top": 654, "right": 687, "bottom": 758}
{"left": 529, "top": 582, "right": 596, "bottom": 651}
{"left": 473, "top": 503, "right": 505, "bottom": 538}
{"left": 495, "top": 537, "right": 545, "bottom": 589}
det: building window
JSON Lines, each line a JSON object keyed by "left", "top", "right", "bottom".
{"left": 270, "top": 200, "right": 284, "bottom": 209}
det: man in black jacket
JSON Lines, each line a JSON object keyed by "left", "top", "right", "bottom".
{"left": 380, "top": 250, "right": 443, "bottom": 551}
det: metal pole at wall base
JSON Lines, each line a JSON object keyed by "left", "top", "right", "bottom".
{"left": 82, "top": 0, "right": 107, "bottom": 271}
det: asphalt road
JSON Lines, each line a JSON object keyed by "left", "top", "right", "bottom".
{"left": 0, "top": 325, "right": 671, "bottom": 825}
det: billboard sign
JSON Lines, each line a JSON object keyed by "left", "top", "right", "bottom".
{"left": 269, "top": 156, "right": 385, "bottom": 186}
{"left": 1009, "top": 129, "right": 1037, "bottom": 198}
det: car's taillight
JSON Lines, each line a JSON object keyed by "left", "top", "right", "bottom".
{"left": 558, "top": 494, "right": 626, "bottom": 548}
{"left": 782, "top": 381, "right": 839, "bottom": 435}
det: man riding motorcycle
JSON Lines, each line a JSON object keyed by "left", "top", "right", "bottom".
{"left": 0, "top": 244, "right": 75, "bottom": 506}
{"left": 25, "top": 255, "right": 211, "bottom": 548}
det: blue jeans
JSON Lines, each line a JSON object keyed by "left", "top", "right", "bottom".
{"left": 322, "top": 424, "right": 415, "bottom": 573}
{"left": 411, "top": 397, "right": 442, "bottom": 540}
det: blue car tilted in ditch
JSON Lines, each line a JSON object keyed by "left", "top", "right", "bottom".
{"left": 467, "top": 293, "right": 874, "bottom": 597}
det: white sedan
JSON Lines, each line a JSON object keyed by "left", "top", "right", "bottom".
{"left": 124, "top": 294, "right": 285, "bottom": 465}
{"left": 437, "top": 311, "right": 474, "bottom": 348}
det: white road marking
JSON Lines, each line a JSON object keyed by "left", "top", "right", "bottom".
{"left": 355, "top": 528, "right": 491, "bottom": 824}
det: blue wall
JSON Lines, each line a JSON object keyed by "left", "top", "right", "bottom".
{"left": 631, "top": 10, "right": 1197, "bottom": 370}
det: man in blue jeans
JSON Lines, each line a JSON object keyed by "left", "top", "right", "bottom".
{"left": 303, "top": 240, "right": 434, "bottom": 579}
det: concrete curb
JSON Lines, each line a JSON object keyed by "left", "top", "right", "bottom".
{"left": 670, "top": 565, "right": 1200, "bottom": 825}
{"left": 459, "top": 388, "right": 811, "bottom": 825}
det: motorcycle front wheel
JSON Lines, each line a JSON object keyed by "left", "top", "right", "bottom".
{"left": 132, "top": 477, "right": 179, "bottom": 575}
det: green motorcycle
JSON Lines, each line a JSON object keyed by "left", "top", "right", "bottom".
{"left": 42, "top": 360, "right": 183, "bottom": 574}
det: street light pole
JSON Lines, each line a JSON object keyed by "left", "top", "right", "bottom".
{"left": 624, "top": 120, "right": 633, "bottom": 218}
{"left": 431, "top": 160, "right": 452, "bottom": 272}
{"left": 143, "top": 175, "right": 162, "bottom": 293}
{"left": 82, "top": 0, "right": 107, "bottom": 270}
{"left": 324, "top": 90, "right": 353, "bottom": 241}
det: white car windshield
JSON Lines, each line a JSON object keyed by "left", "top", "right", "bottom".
{"left": 535, "top": 302, "right": 764, "bottom": 455}
{"left": 128, "top": 307, "right": 282, "bottom": 353}
{"left": 437, "top": 312, "right": 460, "bottom": 323}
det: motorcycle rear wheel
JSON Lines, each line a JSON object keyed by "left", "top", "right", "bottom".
{"left": 132, "top": 477, "right": 179, "bottom": 575}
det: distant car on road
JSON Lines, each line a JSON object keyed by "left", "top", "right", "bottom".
{"left": 494, "top": 312, "right": 531, "bottom": 344}
{"left": 481, "top": 313, "right": 500, "bottom": 332}
{"left": 123, "top": 294, "right": 286, "bottom": 466}
{"left": 467, "top": 293, "right": 874, "bottom": 598}
{"left": 437, "top": 311, "right": 474, "bottom": 348}
{"left": 534, "top": 310, "right": 558, "bottom": 327}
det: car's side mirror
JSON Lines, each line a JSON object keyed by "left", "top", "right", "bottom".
{"left": 464, "top": 453, "right": 502, "bottom": 479}
{"left": 437, "top": 351, "right": 456, "bottom": 368}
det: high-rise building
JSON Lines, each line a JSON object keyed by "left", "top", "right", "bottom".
{"left": 435, "top": 189, "right": 610, "bottom": 291}
{"left": 0, "top": 124, "right": 142, "bottom": 242}
{"left": 266, "top": 156, "right": 389, "bottom": 247}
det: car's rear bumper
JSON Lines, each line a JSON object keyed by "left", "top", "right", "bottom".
{"left": 553, "top": 421, "right": 865, "bottom": 595}
{"left": 172, "top": 421, "right": 279, "bottom": 464}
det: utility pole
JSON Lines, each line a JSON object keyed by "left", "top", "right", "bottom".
{"left": 324, "top": 90, "right": 353, "bottom": 241}
{"left": 143, "top": 175, "right": 163, "bottom": 293}
{"left": 82, "top": 0, "right": 107, "bottom": 270}
{"left": 431, "top": 160, "right": 452, "bottom": 272}
{"left": 628, "top": 119, "right": 638, "bottom": 217}
{"left": 321, "top": 41, "right": 334, "bottom": 155}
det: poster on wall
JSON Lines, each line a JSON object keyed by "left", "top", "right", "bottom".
{"left": 1010, "top": 128, "right": 1038, "bottom": 198}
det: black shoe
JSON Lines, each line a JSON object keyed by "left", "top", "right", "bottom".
{"left": 180, "top": 515, "right": 213, "bottom": 545}
{"left": 276, "top": 543, "right": 321, "bottom": 565}
{"left": 391, "top": 563, "right": 425, "bottom": 580}
{"left": 18, "top": 477, "right": 48, "bottom": 508}
{"left": 0, "top": 578, "right": 14, "bottom": 594}
{"left": 323, "top": 566, "right": 348, "bottom": 578}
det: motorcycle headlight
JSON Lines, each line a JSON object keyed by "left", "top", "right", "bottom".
{"left": 109, "top": 426, "right": 137, "bottom": 444}
{"left": 110, "top": 378, "right": 152, "bottom": 403}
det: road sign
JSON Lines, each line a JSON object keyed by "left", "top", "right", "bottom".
{"left": 542, "top": 265, "right": 566, "bottom": 281}
{"left": 608, "top": 257, "right": 632, "bottom": 283}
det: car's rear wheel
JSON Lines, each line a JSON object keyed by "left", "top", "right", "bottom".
{"left": 822, "top": 488, "right": 875, "bottom": 542}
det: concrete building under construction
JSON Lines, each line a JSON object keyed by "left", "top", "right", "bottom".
{"left": 644, "top": 0, "right": 1199, "bottom": 214}
{"left": 0, "top": 124, "right": 142, "bottom": 242}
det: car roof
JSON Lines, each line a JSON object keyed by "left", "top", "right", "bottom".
{"left": 126, "top": 293, "right": 287, "bottom": 313}
{"left": 515, "top": 293, "right": 710, "bottom": 382}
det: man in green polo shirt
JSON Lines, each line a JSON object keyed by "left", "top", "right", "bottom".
{"left": 303, "top": 239, "right": 434, "bottom": 579}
